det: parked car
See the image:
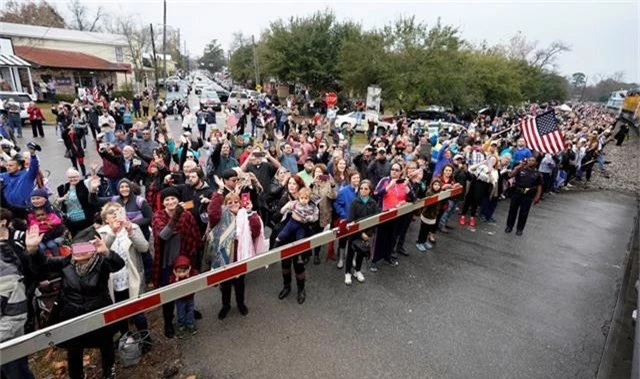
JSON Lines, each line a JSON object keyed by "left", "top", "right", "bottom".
{"left": 335, "top": 111, "right": 394, "bottom": 134}
{"left": 407, "top": 109, "right": 449, "bottom": 122}
{"left": 199, "top": 90, "right": 222, "bottom": 111}
{"left": 0, "top": 92, "right": 32, "bottom": 124}
{"left": 216, "top": 90, "right": 229, "bottom": 103}
{"left": 245, "top": 90, "right": 261, "bottom": 99}
{"left": 165, "top": 91, "right": 185, "bottom": 103}
{"left": 227, "top": 91, "right": 249, "bottom": 108}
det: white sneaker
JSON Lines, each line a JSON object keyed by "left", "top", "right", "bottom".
{"left": 567, "top": 183, "right": 574, "bottom": 188}
{"left": 337, "top": 258, "right": 344, "bottom": 269}
{"left": 416, "top": 243, "right": 427, "bottom": 252}
{"left": 345, "top": 273, "right": 352, "bottom": 285}
{"left": 354, "top": 271, "right": 365, "bottom": 283}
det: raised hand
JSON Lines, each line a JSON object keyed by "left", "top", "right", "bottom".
{"left": 93, "top": 234, "right": 109, "bottom": 254}
{"left": 214, "top": 175, "right": 224, "bottom": 190}
{"left": 25, "top": 225, "right": 44, "bottom": 253}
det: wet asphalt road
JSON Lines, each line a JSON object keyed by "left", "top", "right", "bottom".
{"left": 29, "top": 110, "right": 637, "bottom": 379}
{"left": 175, "top": 190, "right": 635, "bottom": 379}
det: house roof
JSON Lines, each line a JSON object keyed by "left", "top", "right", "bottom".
{"left": 14, "top": 46, "right": 130, "bottom": 72}
{"left": 0, "top": 22, "right": 127, "bottom": 47}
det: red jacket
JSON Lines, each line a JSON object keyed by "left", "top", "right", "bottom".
{"left": 27, "top": 106, "right": 45, "bottom": 121}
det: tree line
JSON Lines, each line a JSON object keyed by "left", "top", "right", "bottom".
{"left": 225, "top": 11, "right": 578, "bottom": 112}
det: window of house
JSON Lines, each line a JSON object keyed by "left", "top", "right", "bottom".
{"left": 115, "top": 47, "right": 124, "bottom": 63}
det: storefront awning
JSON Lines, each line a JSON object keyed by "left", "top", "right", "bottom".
{"left": 14, "top": 46, "right": 129, "bottom": 72}
{"left": 0, "top": 53, "right": 31, "bottom": 67}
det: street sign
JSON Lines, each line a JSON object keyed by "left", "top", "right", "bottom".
{"left": 326, "top": 92, "right": 337, "bottom": 106}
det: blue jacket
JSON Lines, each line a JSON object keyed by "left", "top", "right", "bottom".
{"left": 512, "top": 147, "right": 532, "bottom": 167}
{"left": 0, "top": 155, "right": 39, "bottom": 207}
{"left": 333, "top": 185, "right": 357, "bottom": 220}
{"left": 434, "top": 142, "right": 451, "bottom": 175}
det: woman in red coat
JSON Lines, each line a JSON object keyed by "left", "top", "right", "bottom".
{"left": 151, "top": 187, "right": 201, "bottom": 338}
{"left": 27, "top": 102, "right": 45, "bottom": 138}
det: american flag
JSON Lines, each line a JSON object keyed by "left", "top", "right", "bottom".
{"left": 92, "top": 87, "right": 99, "bottom": 101}
{"left": 520, "top": 110, "right": 565, "bottom": 154}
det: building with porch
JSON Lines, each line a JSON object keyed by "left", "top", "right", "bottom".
{"left": 0, "top": 21, "right": 135, "bottom": 98}
{"left": 0, "top": 37, "right": 36, "bottom": 99}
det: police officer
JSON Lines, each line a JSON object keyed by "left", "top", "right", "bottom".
{"left": 505, "top": 156, "right": 542, "bottom": 236}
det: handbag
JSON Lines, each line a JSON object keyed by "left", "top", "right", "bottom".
{"left": 64, "top": 149, "right": 71, "bottom": 158}
{"left": 351, "top": 238, "right": 370, "bottom": 254}
{"left": 118, "top": 330, "right": 151, "bottom": 367}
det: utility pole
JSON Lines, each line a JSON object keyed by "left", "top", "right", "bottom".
{"left": 150, "top": 24, "right": 159, "bottom": 89}
{"left": 252, "top": 35, "right": 259, "bottom": 89}
{"left": 177, "top": 28, "right": 181, "bottom": 72}
{"left": 579, "top": 75, "right": 588, "bottom": 102}
{"left": 183, "top": 40, "right": 188, "bottom": 74}
{"left": 162, "top": 0, "right": 167, "bottom": 80}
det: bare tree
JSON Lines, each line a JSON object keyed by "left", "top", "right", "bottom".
{"left": 105, "top": 14, "right": 150, "bottom": 89}
{"left": 0, "top": 0, "right": 66, "bottom": 28}
{"left": 611, "top": 71, "right": 625, "bottom": 82}
{"left": 67, "top": 0, "right": 104, "bottom": 32}
{"left": 229, "top": 31, "right": 249, "bottom": 55}
{"left": 496, "top": 32, "right": 570, "bottom": 70}
{"left": 503, "top": 31, "right": 537, "bottom": 61}
{"left": 529, "top": 41, "right": 571, "bottom": 70}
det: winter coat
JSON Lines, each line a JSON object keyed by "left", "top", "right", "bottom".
{"left": 30, "top": 250, "right": 124, "bottom": 348}
{"left": 98, "top": 224, "right": 149, "bottom": 300}
{"left": 333, "top": 185, "right": 357, "bottom": 221}
{"left": 0, "top": 155, "right": 39, "bottom": 207}
{"left": 309, "top": 179, "right": 337, "bottom": 228}
{"left": 348, "top": 196, "right": 380, "bottom": 242}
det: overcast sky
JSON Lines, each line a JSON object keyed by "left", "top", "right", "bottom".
{"left": 57, "top": 0, "right": 639, "bottom": 83}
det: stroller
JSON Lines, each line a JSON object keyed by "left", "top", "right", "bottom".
{"left": 33, "top": 276, "right": 62, "bottom": 330}
{"left": 32, "top": 245, "right": 71, "bottom": 330}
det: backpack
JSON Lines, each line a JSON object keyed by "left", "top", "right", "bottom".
{"left": 111, "top": 195, "right": 145, "bottom": 209}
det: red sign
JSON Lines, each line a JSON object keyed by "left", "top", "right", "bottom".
{"left": 326, "top": 92, "right": 337, "bottom": 106}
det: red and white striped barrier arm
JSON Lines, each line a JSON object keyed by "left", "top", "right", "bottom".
{"left": 0, "top": 185, "right": 463, "bottom": 364}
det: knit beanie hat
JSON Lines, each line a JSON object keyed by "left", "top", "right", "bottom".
{"left": 30, "top": 188, "right": 49, "bottom": 199}
{"left": 118, "top": 178, "right": 133, "bottom": 189}
{"left": 160, "top": 187, "right": 181, "bottom": 202}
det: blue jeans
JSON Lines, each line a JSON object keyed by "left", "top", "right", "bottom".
{"left": 1, "top": 356, "right": 35, "bottom": 379}
{"left": 7, "top": 114, "right": 22, "bottom": 137}
{"left": 277, "top": 219, "right": 306, "bottom": 242}
{"left": 176, "top": 297, "right": 195, "bottom": 327}
{"left": 480, "top": 196, "right": 498, "bottom": 220}
{"left": 39, "top": 239, "right": 60, "bottom": 256}
{"left": 439, "top": 199, "right": 459, "bottom": 227}
{"left": 103, "top": 130, "right": 115, "bottom": 143}
{"left": 597, "top": 152, "right": 605, "bottom": 171}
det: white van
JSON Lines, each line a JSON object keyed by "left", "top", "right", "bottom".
{"left": 227, "top": 91, "right": 249, "bottom": 108}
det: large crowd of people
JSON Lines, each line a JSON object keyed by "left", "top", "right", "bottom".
{"left": 0, "top": 82, "right": 631, "bottom": 378}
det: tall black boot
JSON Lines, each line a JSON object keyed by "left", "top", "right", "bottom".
{"left": 162, "top": 302, "right": 175, "bottom": 338}
{"left": 296, "top": 277, "right": 306, "bottom": 304}
{"left": 278, "top": 271, "right": 291, "bottom": 299}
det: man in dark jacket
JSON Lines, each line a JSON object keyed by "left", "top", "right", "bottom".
{"left": 352, "top": 145, "right": 374, "bottom": 179}
{"left": 178, "top": 169, "right": 214, "bottom": 235}
{"left": 366, "top": 148, "right": 390, "bottom": 187}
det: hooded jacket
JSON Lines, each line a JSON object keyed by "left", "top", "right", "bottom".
{"left": 0, "top": 155, "right": 39, "bottom": 207}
